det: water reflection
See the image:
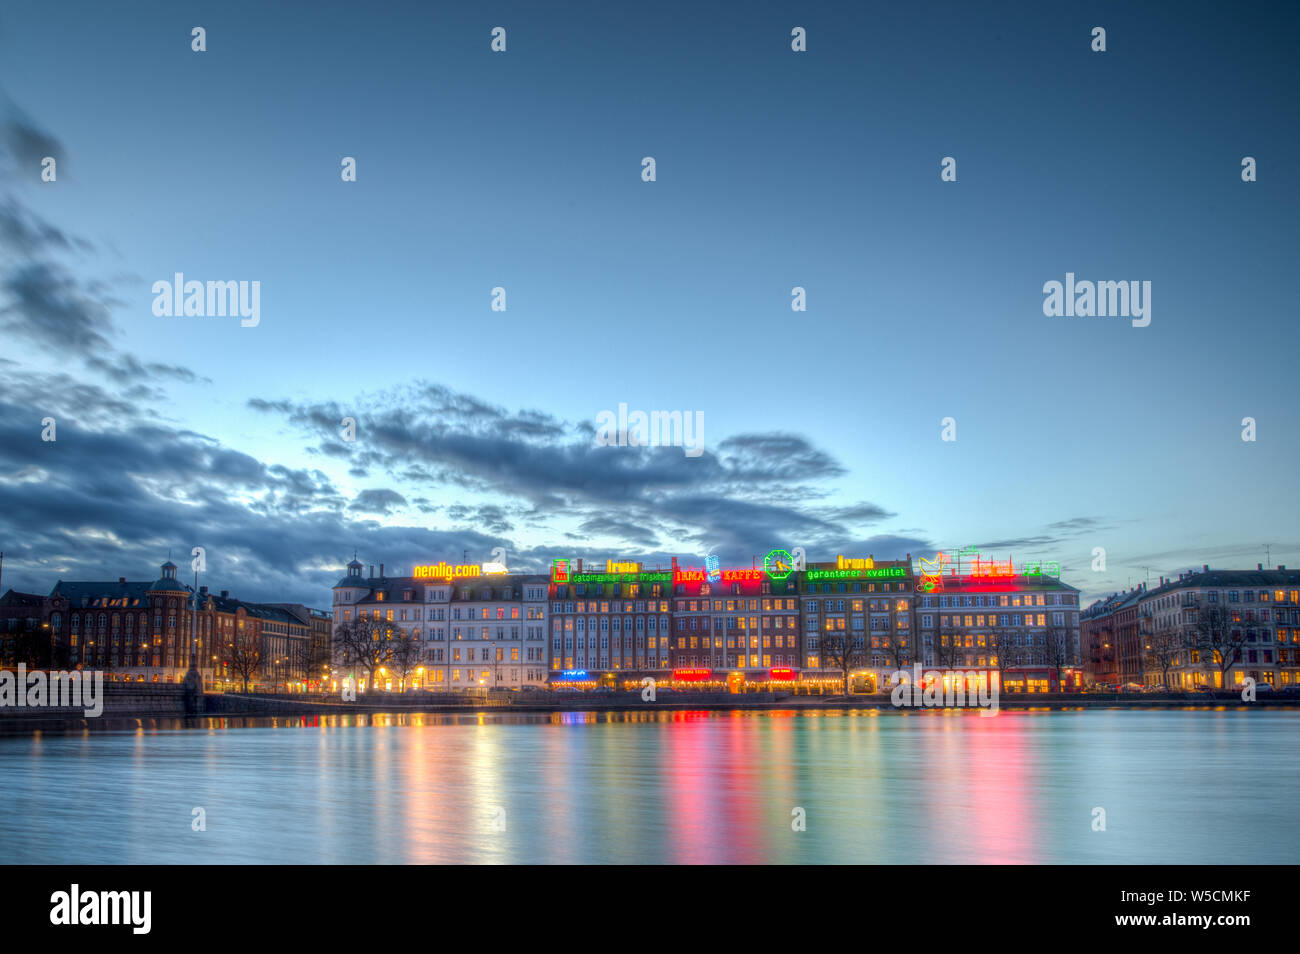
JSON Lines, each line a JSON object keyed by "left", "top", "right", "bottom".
{"left": 1, "top": 709, "right": 1296, "bottom": 863}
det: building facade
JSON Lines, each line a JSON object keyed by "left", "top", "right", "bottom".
{"left": 548, "top": 560, "right": 672, "bottom": 679}
{"left": 670, "top": 558, "right": 801, "bottom": 675}
{"left": 915, "top": 560, "right": 1083, "bottom": 691}
{"left": 43, "top": 560, "right": 327, "bottom": 689}
{"left": 331, "top": 559, "right": 549, "bottom": 690}
{"left": 1133, "top": 566, "right": 1300, "bottom": 689}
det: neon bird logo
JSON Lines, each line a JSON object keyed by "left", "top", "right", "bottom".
{"left": 919, "top": 552, "right": 948, "bottom": 592}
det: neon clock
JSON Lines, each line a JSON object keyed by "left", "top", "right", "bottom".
{"left": 763, "top": 548, "right": 794, "bottom": 581}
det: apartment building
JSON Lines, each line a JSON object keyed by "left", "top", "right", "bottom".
{"left": 332, "top": 558, "right": 548, "bottom": 690}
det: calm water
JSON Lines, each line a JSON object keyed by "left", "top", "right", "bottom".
{"left": 1, "top": 708, "right": 1296, "bottom": 864}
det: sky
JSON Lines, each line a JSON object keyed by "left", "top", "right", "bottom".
{"left": 1, "top": 0, "right": 1297, "bottom": 608}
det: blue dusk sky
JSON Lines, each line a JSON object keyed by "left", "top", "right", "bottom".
{"left": 1, "top": 0, "right": 1296, "bottom": 607}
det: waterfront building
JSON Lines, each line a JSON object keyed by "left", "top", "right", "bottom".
{"left": 1080, "top": 587, "right": 1142, "bottom": 687}
{"left": 263, "top": 602, "right": 334, "bottom": 688}
{"left": 800, "top": 555, "right": 916, "bottom": 681}
{"left": 44, "top": 560, "right": 327, "bottom": 689}
{"left": 48, "top": 560, "right": 220, "bottom": 684}
{"left": 548, "top": 559, "right": 673, "bottom": 681}
{"left": 669, "top": 556, "right": 801, "bottom": 678}
{"left": 914, "top": 556, "right": 1082, "bottom": 691}
{"left": 1132, "top": 566, "right": 1300, "bottom": 689}
{"left": 332, "top": 558, "right": 548, "bottom": 690}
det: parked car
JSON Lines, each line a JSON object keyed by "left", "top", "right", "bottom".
{"left": 1119, "top": 683, "right": 1144, "bottom": 693}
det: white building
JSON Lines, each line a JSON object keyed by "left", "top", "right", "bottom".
{"left": 332, "top": 559, "right": 548, "bottom": 690}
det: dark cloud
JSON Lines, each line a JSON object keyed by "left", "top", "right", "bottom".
{"left": 246, "top": 383, "right": 899, "bottom": 562}
{"left": 0, "top": 97, "right": 202, "bottom": 389}
{"left": 348, "top": 489, "right": 408, "bottom": 516}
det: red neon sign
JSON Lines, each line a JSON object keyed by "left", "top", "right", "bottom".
{"left": 768, "top": 668, "right": 796, "bottom": 681}
{"left": 673, "top": 567, "right": 765, "bottom": 584}
{"left": 673, "top": 668, "right": 712, "bottom": 682}
{"left": 969, "top": 557, "right": 1015, "bottom": 578}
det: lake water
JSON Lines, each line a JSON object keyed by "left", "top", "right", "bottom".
{"left": 1, "top": 708, "right": 1295, "bottom": 864}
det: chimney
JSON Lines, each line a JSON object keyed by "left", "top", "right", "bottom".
{"left": 220, "top": 590, "right": 229, "bottom": 598}
{"left": 1203, "top": 565, "right": 1209, "bottom": 573}
{"left": 119, "top": 577, "right": 126, "bottom": 584}
{"left": 577, "top": 558, "right": 583, "bottom": 571}
{"left": 1279, "top": 565, "right": 1287, "bottom": 571}
{"left": 380, "top": 563, "right": 384, "bottom": 578}
{"left": 1258, "top": 563, "right": 1263, "bottom": 571}
{"left": 369, "top": 565, "right": 374, "bottom": 578}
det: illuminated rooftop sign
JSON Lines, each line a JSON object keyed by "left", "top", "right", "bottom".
{"left": 569, "top": 571, "right": 671, "bottom": 585}
{"left": 805, "top": 566, "right": 906, "bottom": 581}
{"left": 551, "top": 559, "right": 570, "bottom": 583}
{"left": 674, "top": 568, "right": 765, "bottom": 583}
{"left": 836, "top": 555, "right": 875, "bottom": 570}
{"left": 919, "top": 553, "right": 948, "bottom": 592}
{"left": 413, "top": 563, "right": 481, "bottom": 580}
{"left": 606, "top": 560, "right": 638, "bottom": 573}
{"left": 969, "top": 557, "right": 1016, "bottom": 578}
{"left": 960, "top": 551, "right": 1061, "bottom": 579}
{"left": 764, "top": 549, "right": 794, "bottom": 581}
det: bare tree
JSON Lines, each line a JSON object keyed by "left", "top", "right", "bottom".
{"left": 387, "top": 627, "right": 423, "bottom": 692}
{"left": 1193, "top": 604, "right": 1247, "bottom": 689}
{"left": 225, "top": 631, "right": 261, "bottom": 693}
{"left": 882, "top": 627, "right": 914, "bottom": 671}
{"left": 990, "top": 631, "right": 1021, "bottom": 692}
{"left": 1141, "top": 627, "right": 1183, "bottom": 689}
{"left": 933, "top": 631, "right": 963, "bottom": 670}
{"left": 336, "top": 615, "right": 393, "bottom": 690}
{"left": 1044, "top": 625, "right": 1078, "bottom": 687}
{"left": 818, "top": 630, "right": 864, "bottom": 695}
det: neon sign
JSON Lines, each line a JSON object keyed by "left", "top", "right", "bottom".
{"left": 768, "top": 667, "right": 796, "bottom": 681}
{"left": 674, "top": 568, "right": 765, "bottom": 583}
{"left": 836, "top": 555, "right": 875, "bottom": 570}
{"left": 413, "top": 562, "right": 482, "bottom": 580}
{"left": 558, "top": 669, "right": 589, "bottom": 681}
{"left": 569, "top": 571, "right": 670, "bottom": 585}
{"left": 956, "top": 550, "right": 1059, "bottom": 579}
{"left": 673, "top": 668, "right": 712, "bottom": 682}
{"left": 764, "top": 548, "right": 794, "bottom": 581}
{"left": 481, "top": 562, "right": 508, "bottom": 575}
{"left": 606, "top": 560, "right": 638, "bottom": 573}
{"left": 805, "top": 566, "right": 906, "bottom": 581}
{"left": 551, "top": 559, "right": 570, "bottom": 583}
{"left": 918, "top": 553, "right": 948, "bottom": 592}
{"left": 705, "top": 553, "right": 720, "bottom": 583}
{"left": 969, "top": 556, "right": 1015, "bottom": 578}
